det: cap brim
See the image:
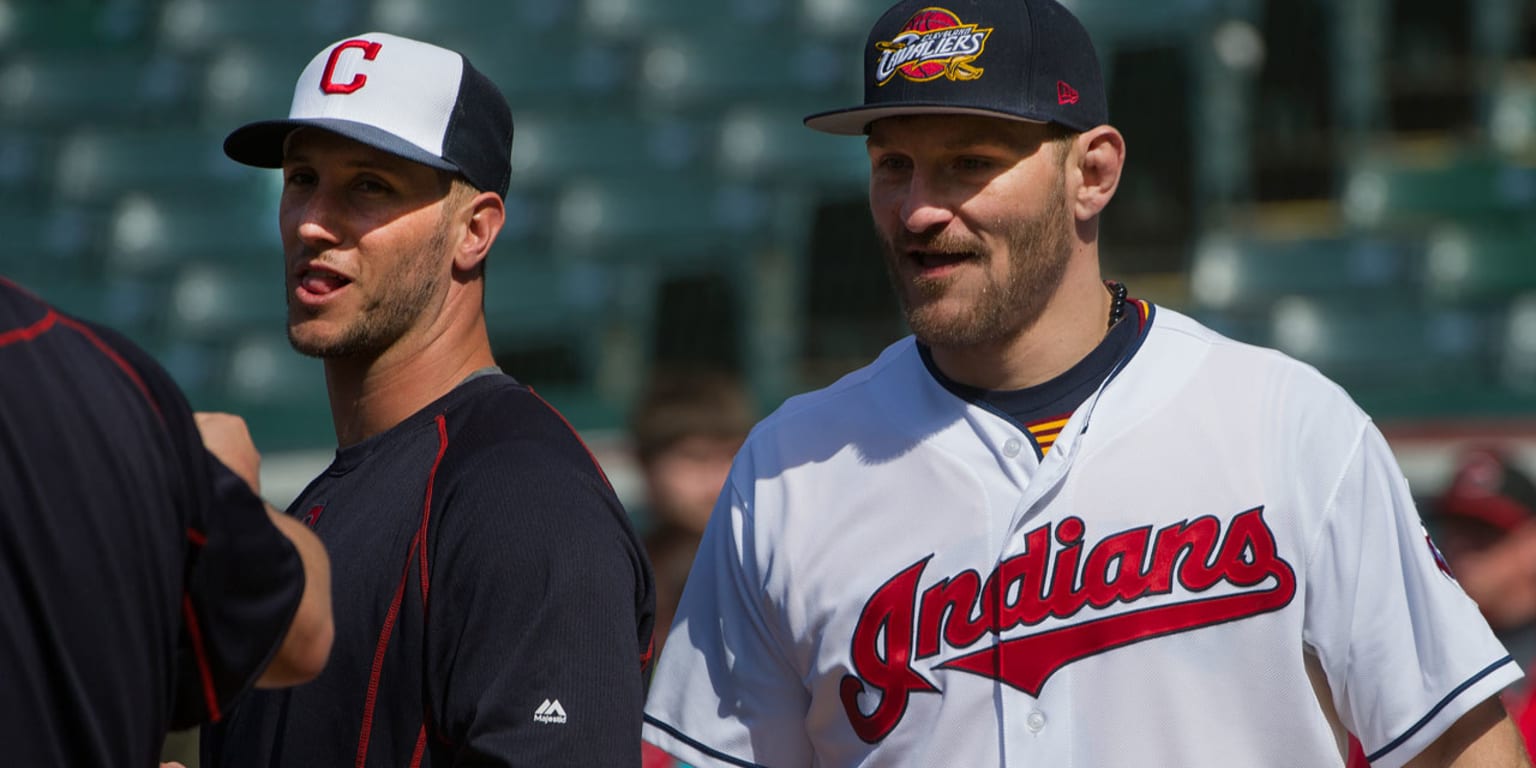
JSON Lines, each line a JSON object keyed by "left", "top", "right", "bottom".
{"left": 804, "top": 104, "right": 1050, "bottom": 135}
{"left": 223, "top": 117, "right": 458, "bottom": 174}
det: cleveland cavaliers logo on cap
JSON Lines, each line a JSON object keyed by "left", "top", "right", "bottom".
{"left": 874, "top": 7, "right": 992, "bottom": 86}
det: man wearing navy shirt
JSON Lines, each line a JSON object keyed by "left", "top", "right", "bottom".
{"left": 203, "top": 32, "right": 656, "bottom": 766}
{"left": 0, "top": 278, "right": 333, "bottom": 766}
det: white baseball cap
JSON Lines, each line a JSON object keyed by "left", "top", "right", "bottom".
{"left": 224, "top": 32, "right": 514, "bottom": 198}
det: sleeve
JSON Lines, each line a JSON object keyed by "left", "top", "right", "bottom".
{"left": 425, "top": 445, "right": 653, "bottom": 767}
{"left": 642, "top": 468, "right": 813, "bottom": 768}
{"left": 1303, "top": 421, "right": 1522, "bottom": 768}
{"left": 99, "top": 328, "right": 307, "bottom": 728}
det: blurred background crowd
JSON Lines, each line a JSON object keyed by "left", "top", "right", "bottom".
{"left": 3, "top": 0, "right": 1536, "bottom": 762}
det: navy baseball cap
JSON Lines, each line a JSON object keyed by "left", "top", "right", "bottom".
{"left": 804, "top": 0, "right": 1107, "bottom": 136}
{"left": 224, "top": 32, "right": 514, "bottom": 198}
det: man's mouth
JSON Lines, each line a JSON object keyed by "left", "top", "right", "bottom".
{"left": 909, "top": 250, "right": 973, "bottom": 271}
{"left": 296, "top": 267, "right": 353, "bottom": 296}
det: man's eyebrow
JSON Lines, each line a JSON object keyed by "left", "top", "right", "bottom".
{"left": 281, "top": 152, "right": 401, "bottom": 173}
{"left": 866, "top": 129, "right": 1031, "bottom": 152}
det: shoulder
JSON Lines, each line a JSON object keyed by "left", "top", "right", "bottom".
{"left": 428, "top": 376, "right": 633, "bottom": 540}
{"left": 1114, "top": 305, "right": 1373, "bottom": 466}
{"left": 437, "top": 377, "right": 609, "bottom": 477}
{"left": 1141, "top": 306, "right": 1360, "bottom": 411}
{"left": 746, "top": 337, "right": 931, "bottom": 448}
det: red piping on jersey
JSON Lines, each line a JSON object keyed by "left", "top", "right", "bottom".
{"left": 1, "top": 289, "right": 165, "bottom": 422}
{"left": 56, "top": 314, "right": 163, "bottom": 421}
{"left": 527, "top": 387, "right": 613, "bottom": 490}
{"left": 356, "top": 528, "right": 420, "bottom": 768}
{"left": 187, "top": 528, "right": 207, "bottom": 547}
{"left": 0, "top": 306, "right": 58, "bottom": 347}
{"left": 409, "top": 724, "right": 428, "bottom": 768}
{"left": 356, "top": 414, "right": 449, "bottom": 767}
{"left": 181, "top": 592, "right": 221, "bottom": 722}
{"left": 418, "top": 415, "right": 448, "bottom": 606}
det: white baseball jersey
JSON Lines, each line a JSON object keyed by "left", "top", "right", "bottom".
{"left": 643, "top": 304, "right": 1520, "bottom": 768}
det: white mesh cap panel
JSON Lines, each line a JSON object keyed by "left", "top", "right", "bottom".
{"left": 288, "top": 33, "right": 463, "bottom": 158}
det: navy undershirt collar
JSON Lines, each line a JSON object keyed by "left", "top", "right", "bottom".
{"left": 919, "top": 313, "right": 1138, "bottom": 429}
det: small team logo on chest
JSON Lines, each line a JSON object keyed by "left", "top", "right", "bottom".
{"left": 840, "top": 506, "right": 1297, "bottom": 742}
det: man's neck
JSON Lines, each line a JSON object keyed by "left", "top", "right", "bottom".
{"left": 927, "top": 268, "right": 1113, "bottom": 392}
{"left": 321, "top": 316, "right": 497, "bottom": 448}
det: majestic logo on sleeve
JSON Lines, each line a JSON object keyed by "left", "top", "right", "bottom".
{"left": 874, "top": 8, "right": 993, "bottom": 86}
{"left": 840, "top": 507, "right": 1296, "bottom": 743}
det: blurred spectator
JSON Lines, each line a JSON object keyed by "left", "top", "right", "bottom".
{"left": 1427, "top": 446, "right": 1536, "bottom": 756}
{"left": 1431, "top": 447, "right": 1536, "bottom": 640}
{"left": 629, "top": 369, "right": 756, "bottom": 654}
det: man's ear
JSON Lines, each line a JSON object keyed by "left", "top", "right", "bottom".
{"left": 1067, "top": 125, "right": 1125, "bottom": 222}
{"left": 454, "top": 190, "right": 505, "bottom": 274}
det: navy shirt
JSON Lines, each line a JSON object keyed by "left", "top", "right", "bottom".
{"left": 205, "top": 374, "right": 657, "bottom": 767}
{"left": 0, "top": 279, "right": 305, "bottom": 766}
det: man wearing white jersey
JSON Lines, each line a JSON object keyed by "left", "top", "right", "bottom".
{"left": 642, "top": 0, "right": 1530, "bottom": 765}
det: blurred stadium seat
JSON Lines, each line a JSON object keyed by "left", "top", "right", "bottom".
{"left": 156, "top": 0, "right": 363, "bottom": 53}
{"left": 635, "top": 30, "right": 849, "bottom": 108}
{"left": 1190, "top": 232, "right": 1421, "bottom": 310}
{"left": 509, "top": 111, "right": 711, "bottom": 186}
{"left": 168, "top": 262, "right": 286, "bottom": 339}
{"left": 52, "top": 126, "right": 256, "bottom": 202}
{"left": 0, "top": 51, "right": 198, "bottom": 129}
{"left": 553, "top": 177, "right": 771, "bottom": 256}
{"left": 1344, "top": 149, "right": 1536, "bottom": 228}
{"left": 1269, "top": 294, "right": 1499, "bottom": 393}
{"left": 1425, "top": 224, "right": 1536, "bottom": 305}
{"left": 0, "top": 0, "right": 158, "bottom": 51}
{"left": 715, "top": 104, "right": 868, "bottom": 185}
{"left": 105, "top": 188, "right": 280, "bottom": 274}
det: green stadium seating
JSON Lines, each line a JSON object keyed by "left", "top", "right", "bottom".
{"left": 1424, "top": 224, "right": 1536, "bottom": 304}
{"left": 1343, "top": 151, "right": 1536, "bottom": 228}
{"left": 0, "top": 0, "right": 157, "bottom": 52}
{"left": 104, "top": 188, "right": 281, "bottom": 274}
{"left": 155, "top": 0, "right": 362, "bottom": 53}
{"left": 1189, "top": 233, "right": 1421, "bottom": 310}
{"left": 635, "top": 30, "right": 850, "bottom": 108}
{"left": 714, "top": 104, "right": 871, "bottom": 186}
{"left": 509, "top": 111, "right": 712, "bottom": 187}
{"left": 166, "top": 262, "right": 287, "bottom": 340}
{"left": 551, "top": 177, "right": 771, "bottom": 257}
{"left": 0, "top": 52, "right": 199, "bottom": 128}
{"left": 51, "top": 126, "right": 261, "bottom": 203}
{"left": 1268, "top": 294, "right": 1499, "bottom": 393}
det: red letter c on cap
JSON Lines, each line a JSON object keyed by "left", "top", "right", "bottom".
{"left": 320, "top": 39, "right": 383, "bottom": 95}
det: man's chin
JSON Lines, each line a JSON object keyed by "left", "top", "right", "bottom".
{"left": 287, "top": 326, "right": 357, "bottom": 360}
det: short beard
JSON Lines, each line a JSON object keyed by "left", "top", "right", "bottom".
{"left": 288, "top": 219, "right": 451, "bottom": 360}
{"left": 880, "top": 172, "right": 1072, "bottom": 350}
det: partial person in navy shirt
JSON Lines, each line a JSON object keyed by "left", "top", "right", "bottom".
{"left": 202, "top": 32, "right": 657, "bottom": 767}
{"left": 0, "top": 278, "right": 333, "bottom": 767}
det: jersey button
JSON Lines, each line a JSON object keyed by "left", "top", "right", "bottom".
{"left": 1026, "top": 710, "right": 1046, "bottom": 732}
{"left": 1003, "top": 438, "right": 1023, "bottom": 458}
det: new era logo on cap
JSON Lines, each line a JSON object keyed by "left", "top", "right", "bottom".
{"left": 805, "top": 0, "right": 1107, "bottom": 136}
{"left": 1058, "top": 80, "right": 1079, "bottom": 105}
{"left": 224, "top": 32, "right": 514, "bottom": 198}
